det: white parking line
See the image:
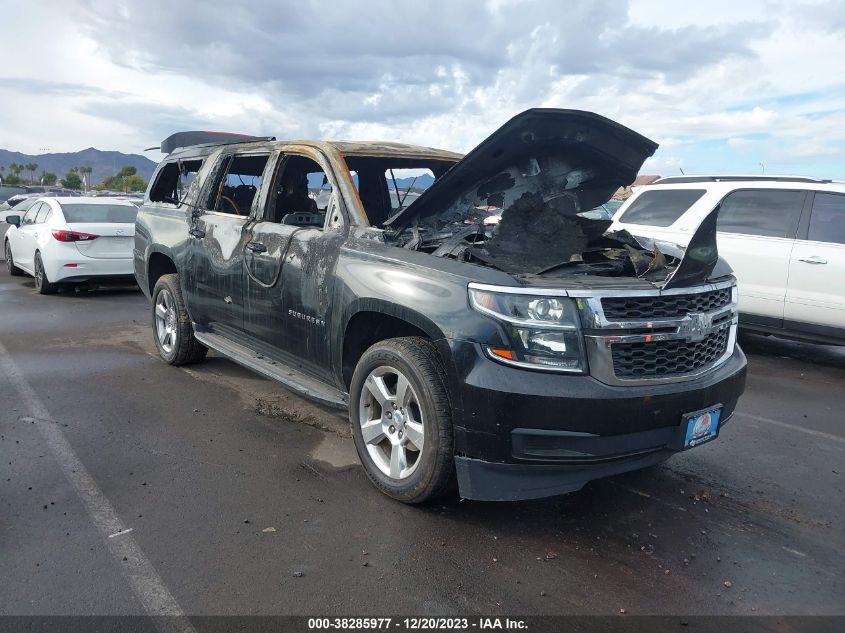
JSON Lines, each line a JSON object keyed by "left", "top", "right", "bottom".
{"left": 734, "top": 411, "right": 845, "bottom": 445}
{"left": 0, "top": 338, "right": 196, "bottom": 633}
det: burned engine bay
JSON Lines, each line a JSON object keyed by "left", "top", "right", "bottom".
{"left": 386, "top": 155, "right": 679, "bottom": 285}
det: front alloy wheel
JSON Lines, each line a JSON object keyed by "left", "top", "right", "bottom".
{"left": 359, "top": 365, "right": 426, "bottom": 480}
{"left": 5, "top": 241, "right": 23, "bottom": 276}
{"left": 349, "top": 337, "right": 454, "bottom": 503}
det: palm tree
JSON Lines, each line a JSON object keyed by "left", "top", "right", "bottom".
{"left": 79, "top": 166, "right": 93, "bottom": 191}
{"left": 26, "top": 163, "right": 38, "bottom": 184}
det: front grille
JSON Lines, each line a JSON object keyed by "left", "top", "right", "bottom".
{"left": 611, "top": 327, "right": 730, "bottom": 378}
{"left": 602, "top": 288, "right": 732, "bottom": 320}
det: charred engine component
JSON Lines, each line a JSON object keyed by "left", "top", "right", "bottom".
{"left": 483, "top": 193, "right": 588, "bottom": 273}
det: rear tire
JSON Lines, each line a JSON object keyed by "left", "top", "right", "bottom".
{"left": 34, "top": 253, "right": 58, "bottom": 295}
{"left": 151, "top": 273, "right": 207, "bottom": 365}
{"left": 349, "top": 337, "right": 455, "bottom": 504}
{"left": 5, "top": 240, "right": 23, "bottom": 276}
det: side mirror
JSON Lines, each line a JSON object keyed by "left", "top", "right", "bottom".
{"left": 5, "top": 215, "right": 20, "bottom": 227}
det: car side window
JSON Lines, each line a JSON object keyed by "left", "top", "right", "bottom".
{"left": 807, "top": 193, "right": 845, "bottom": 245}
{"left": 264, "top": 154, "right": 337, "bottom": 228}
{"left": 149, "top": 159, "right": 204, "bottom": 205}
{"left": 22, "top": 204, "right": 40, "bottom": 225}
{"left": 717, "top": 190, "right": 805, "bottom": 238}
{"left": 35, "top": 204, "right": 52, "bottom": 224}
{"left": 618, "top": 189, "right": 706, "bottom": 227}
{"left": 207, "top": 154, "right": 269, "bottom": 216}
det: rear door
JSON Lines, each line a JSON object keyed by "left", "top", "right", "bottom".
{"left": 785, "top": 191, "right": 845, "bottom": 330}
{"left": 185, "top": 151, "right": 271, "bottom": 334}
{"left": 57, "top": 202, "right": 138, "bottom": 258}
{"left": 715, "top": 189, "right": 806, "bottom": 325}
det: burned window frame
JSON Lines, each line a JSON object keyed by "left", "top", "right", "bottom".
{"left": 148, "top": 159, "right": 205, "bottom": 206}
{"left": 204, "top": 152, "right": 271, "bottom": 217}
{"left": 261, "top": 151, "right": 342, "bottom": 230}
{"left": 342, "top": 155, "right": 454, "bottom": 228}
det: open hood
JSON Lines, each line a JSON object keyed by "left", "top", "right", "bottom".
{"left": 383, "top": 108, "right": 658, "bottom": 231}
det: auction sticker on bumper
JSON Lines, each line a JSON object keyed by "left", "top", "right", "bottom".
{"left": 683, "top": 406, "right": 721, "bottom": 448}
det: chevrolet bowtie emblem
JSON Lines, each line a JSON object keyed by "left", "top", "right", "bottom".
{"left": 679, "top": 312, "right": 713, "bottom": 342}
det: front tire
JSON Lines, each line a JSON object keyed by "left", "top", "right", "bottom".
{"left": 349, "top": 337, "right": 454, "bottom": 504}
{"left": 151, "top": 273, "right": 207, "bottom": 365}
{"left": 34, "top": 252, "right": 58, "bottom": 294}
{"left": 5, "top": 240, "right": 23, "bottom": 276}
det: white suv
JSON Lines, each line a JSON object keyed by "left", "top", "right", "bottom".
{"left": 610, "top": 176, "right": 845, "bottom": 345}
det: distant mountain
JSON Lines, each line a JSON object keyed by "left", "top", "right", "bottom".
{"left": 388, "top": 174, "right": 435, "bottom": 190}
{"left": 0, "top": 148, "right": 157, "bottom": 186}
{"left": 307, "top": 172, "right": 436, "bottom": 191}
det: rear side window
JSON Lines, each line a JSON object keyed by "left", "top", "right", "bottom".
{"left": 208, "top": 154, "right": 270, "bottom": 216}
{"left": 619, "top": 189, "right": 706, "bottom": 226}
{"left": 717, "top": 190, "right": 805, "bottom": 238}
{"left": 35, "top": 204, "right": 52, "bottom": 223}
{"left": 60, "top": 204, "right": 138, "bottom": 223}
{"left": 149, "top": 159, "right": 204, "bottom": 204}
{"left": 807, "top": 193, "right": 845, "bottom": 245}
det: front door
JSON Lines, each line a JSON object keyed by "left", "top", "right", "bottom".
{"left": 186, "top": 152, "right": 271, "bottom": 334}
{"left": 11, "top": 204, "right": 43, "bottom": 271}
{"left": 243, "top": 151, "right": 345, "bottom": 380}
{"left": 785, "top": 191, "right": 845, "bottom": 330}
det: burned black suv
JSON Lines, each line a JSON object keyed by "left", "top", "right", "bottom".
{"left": 134, "top": 109, "right": 746, "bottom": 503}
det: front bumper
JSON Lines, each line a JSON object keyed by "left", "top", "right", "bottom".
{"left": 445, "top": 339, "right": 747, "bottom": 500}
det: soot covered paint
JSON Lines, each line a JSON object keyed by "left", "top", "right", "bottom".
{"left": 135, "top": 108, "right": 746, "bottom": 501}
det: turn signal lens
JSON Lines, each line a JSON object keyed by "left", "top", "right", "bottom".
{"left": 489, "top": 348, "right": 515, "bottom": 360}
{"left": 51, "top": 230, "right": 99, "bottom": 242}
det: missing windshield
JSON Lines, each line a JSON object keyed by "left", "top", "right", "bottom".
{"left": 342, "top": 156, "right": 454, "bottom": 227}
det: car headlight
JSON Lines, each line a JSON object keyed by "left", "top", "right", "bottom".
{"left": 468, "top": 287, "right": 587, "bottom": 373}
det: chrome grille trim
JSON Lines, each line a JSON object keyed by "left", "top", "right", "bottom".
{"left": 581, "top": 282, "right": 739, "bottom": 386}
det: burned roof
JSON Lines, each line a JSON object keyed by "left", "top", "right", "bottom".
{"left": 155, "top": 131, "right": 463, "bottom": 163}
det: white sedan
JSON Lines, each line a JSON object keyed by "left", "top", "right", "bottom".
{"left": 4, "top": 196, "right": 138, "bottom": 294}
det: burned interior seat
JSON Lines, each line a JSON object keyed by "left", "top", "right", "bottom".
{"left": 276, "top": 171, "right": 317, "bottom": 218}
{"left": 232, "top": 184, "right": 257, "bottom": 215}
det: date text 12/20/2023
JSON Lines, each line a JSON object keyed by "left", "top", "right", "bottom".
{"left": 307, "top": 617, "right": 528, "bottom": 630}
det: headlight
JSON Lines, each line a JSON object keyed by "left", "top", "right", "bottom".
{"left": 468, "top": 287, "right": 587, "bottom": 373}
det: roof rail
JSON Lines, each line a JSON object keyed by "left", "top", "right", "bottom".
{"left": 148, "top": 131, "right": 276, "bottom": 154}
{"left": 653, "top": 175, "right": 831, "bottom": 185}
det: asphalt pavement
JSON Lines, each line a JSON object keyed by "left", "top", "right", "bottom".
{"left": 1, "top": 265, "right": 843, "bottom": 619}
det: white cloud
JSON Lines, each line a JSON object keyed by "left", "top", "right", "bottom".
{"left": 0, "top": 0, "right": 843, "bottom": 178}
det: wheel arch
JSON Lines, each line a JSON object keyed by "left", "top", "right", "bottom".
{"left": 146, "top": 247, "right": 178, "bottom": 296}
{"left": 339, "top": 300, "right": 456, "bottom": 393}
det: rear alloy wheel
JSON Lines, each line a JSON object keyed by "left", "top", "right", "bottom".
{"left": 5, "top": 241, "right": 23, "bottom": 276}
{"left": 350, "top": 337, "right": 454, "bottom": 503}
{"left": 34, "top": 253, "right": 58, "bottom": 294}
{"left": 151, "top": 273, "right": 207, "bottom": 365}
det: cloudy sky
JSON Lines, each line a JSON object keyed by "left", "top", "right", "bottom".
{"left": 1, "top": 0, "right": 844, "bottom": 178}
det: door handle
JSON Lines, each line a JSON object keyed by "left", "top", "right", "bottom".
{"left": 245, "top": 241, "right": 267, "bottom": 253}
{"left": 189, "top": 228, "right": 205, "bottom": 239}
{"left": 797, "top": 256, "right": 827, "bottom": 265}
